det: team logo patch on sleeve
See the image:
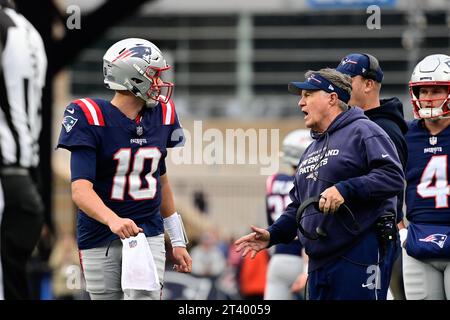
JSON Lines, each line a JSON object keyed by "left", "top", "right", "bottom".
{"left": 419, "top": 234, "right": 448, "bottom": 249}
{"left": 62, "top": 115, "right": 78, "bottom": 133}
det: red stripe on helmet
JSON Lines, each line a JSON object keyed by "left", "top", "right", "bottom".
{"left": 111, "top": 49, "right": 131, "bottom": 63}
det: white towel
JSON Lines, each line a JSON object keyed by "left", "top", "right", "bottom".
{"left": 121, "top": 233, "right": 160, "bottom": 291}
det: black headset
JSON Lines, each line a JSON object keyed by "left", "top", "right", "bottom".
{"left": 296, "top": 196, "right": 361, "bottom": 241}
{"left": 296, "top": 196, "right": 328, "bottom": 240}
{"left": 361, "top": 53, "right": 382, "bottom": 82}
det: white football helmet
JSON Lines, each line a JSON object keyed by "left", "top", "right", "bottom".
{"left": 281, "top": 129, "right": 313, "bottom": 167}
{"left": 103, "top": 38, "right": 173, "bottom": 107}
{"left": 409, "top": 54, "right": 450, "bottom": 119}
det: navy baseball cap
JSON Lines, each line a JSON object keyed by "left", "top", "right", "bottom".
{"left": 288, "top": 73, "right": 350, "bottom": 104}
{"left": 336, "top": 53, "right": 384, "bottom": 83}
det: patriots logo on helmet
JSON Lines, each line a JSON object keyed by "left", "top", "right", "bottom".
{"left": 419, "top": 234, "right": 448, "bottom": 249}
{"left": 112, "top": 45, "right": 152, "bottom": 63}
{"left": 62, "top": 116, "right": 78, "bottom": 133}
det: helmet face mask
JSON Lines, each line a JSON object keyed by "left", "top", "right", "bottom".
{"left": 103, "top": 38, "right": 174, "bottom": 107}
{"left": 409, "top": 54, "right": 450, "bottom": 119}
{"left": 410, "top": 83, "right": 450, "bottom": 119}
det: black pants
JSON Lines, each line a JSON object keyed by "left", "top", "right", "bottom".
{"left": 0, "top": 174, "right": 44, "bottom": 300}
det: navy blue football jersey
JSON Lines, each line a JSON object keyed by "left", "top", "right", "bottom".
{"left": 405, "top": 120, "right": 450, "bottom": 224}
{"left": 57, "top": 98, "right": 184, "bottom": 249}
{"left": 266, "top": 173, "right": 303, "bottom": 255}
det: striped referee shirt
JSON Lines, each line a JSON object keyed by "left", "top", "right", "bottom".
{"left": 0, "top": 6, "right": 47, "bottom": 168}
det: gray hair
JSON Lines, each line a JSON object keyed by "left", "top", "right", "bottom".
{"left": 305, "top": 68, "right": 352, "bottom": 111}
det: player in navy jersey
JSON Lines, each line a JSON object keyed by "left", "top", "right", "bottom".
{"left": 57, "top": 38, "right": 192, "bottom": 300}
{"left": 264, "top": 129, "right": 312, "bottom": 300}
{"left": 402, "top": 54, "right": 450, "bottom": 300}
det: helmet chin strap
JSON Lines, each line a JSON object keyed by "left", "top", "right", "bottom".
{"left": 145, "top": 99, "right": 158, "bottom": 108}
{"left": 418, "top": 107, "right": 444, "bottom": 118}
{"left": 418, "top": 96, "right": 450, "bottom": 119}
{"left": 135, "top": 91, "right": 158, "bottom": 108}
{"left": 123, "top": 80, "right": 158, "bottom": 108}
{"left": 144, "top": 88, "right": 163, "bottom": 108}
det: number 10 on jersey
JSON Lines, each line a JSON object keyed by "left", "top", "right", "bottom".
{"left": 111, "top": 147, "right": 161, "bottom": 200}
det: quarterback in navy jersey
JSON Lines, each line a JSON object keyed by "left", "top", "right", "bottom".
{"left": 264, "top": 129, "right": 312, "bottom": 300}
{"left": 402, "top": 54, "right": 450, "bottom": 300}
{"left": 57, "top": 38, "right": 192, "bottom": 300}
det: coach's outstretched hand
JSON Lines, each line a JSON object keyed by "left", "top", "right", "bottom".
{"left": 235, "top": 226, "right": 270, "bottom": 259}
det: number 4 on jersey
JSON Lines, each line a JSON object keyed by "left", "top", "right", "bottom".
{"left": 417, "top": 155, "right": 450, "bottom": 208}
